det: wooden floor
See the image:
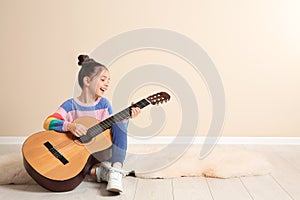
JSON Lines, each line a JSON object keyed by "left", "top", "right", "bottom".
{"left": 0, "top": 144, "right": 299, "bottom": 200}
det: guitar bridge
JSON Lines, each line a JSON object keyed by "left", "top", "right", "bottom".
{"left": 44, "top": 141, "right": 69, "bottom": 165}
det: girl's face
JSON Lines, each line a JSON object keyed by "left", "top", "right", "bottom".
{"left": 89, "top": 69, "right": 110, "bottom": 99}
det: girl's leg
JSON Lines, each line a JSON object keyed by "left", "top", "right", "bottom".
{"left": 110, "top": 121, "right": 128, "bottom": 165}
{"left": 89, "top": 122, "right": 128, "bottom": 193}
{"left": 104, "top": 121, "right": 128, "bottom": 193}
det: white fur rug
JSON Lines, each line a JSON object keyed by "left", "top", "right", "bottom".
{"left": 0, "top": 153, "right": 36, "bottom": 184}
{"left": 128, "top": 145, "right": 272, "bottom": 179}
{"left": 0, "top": 145, "right": 272, "bottom": 185}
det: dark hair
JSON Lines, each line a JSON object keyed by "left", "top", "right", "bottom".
{"left": 77, "top": 55, "right": 108, "bottom": 88}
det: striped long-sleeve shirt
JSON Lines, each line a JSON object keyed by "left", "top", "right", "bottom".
{"left": 43, "top": 97, "right": 113, "bottom": 132}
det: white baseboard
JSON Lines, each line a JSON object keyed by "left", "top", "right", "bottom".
{"left": 1, "top": 136, "right": 300, "bottom": 145}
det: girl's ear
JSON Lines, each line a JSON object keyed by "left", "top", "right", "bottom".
{"left": 83, "top": 76, "right": 91, "bottom": 87}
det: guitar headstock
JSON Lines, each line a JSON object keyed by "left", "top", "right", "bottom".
{"left": 146, "top": 92, "right": 171, "bottom": 105}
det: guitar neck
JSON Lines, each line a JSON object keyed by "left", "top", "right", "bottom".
{"left": 101, "top": 98, "right": 150, "bottom": 126}
{"left": 79, "top": 98, "right": 150, "bottom": 143}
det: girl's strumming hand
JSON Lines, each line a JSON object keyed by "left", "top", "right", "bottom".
{"left": 67, "top": 122, "right": 87, "bottom": 137}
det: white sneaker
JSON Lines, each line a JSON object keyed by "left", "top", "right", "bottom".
{"left": 95, "top": 161, "right": 111, "bottom": 182}
{"left": 106, "top": 167, "right": 126, "bottom": 193}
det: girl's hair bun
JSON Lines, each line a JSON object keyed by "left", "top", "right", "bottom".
{"left": 78, "top": 54, "right": 90, "bottom": 66}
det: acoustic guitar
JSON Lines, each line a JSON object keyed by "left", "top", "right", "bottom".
{"left": 22, "top": 92, "right": 170, "bottom": 192}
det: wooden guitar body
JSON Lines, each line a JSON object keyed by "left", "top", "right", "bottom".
{"left": 22, "top": 117, "right": 112, "bottom": 192}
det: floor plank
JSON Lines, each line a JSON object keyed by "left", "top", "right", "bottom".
{"left": 266, "top": 154, "right": 300, "bottom": 199}
{"left": 120, "top": 177, "right": 138, "bottom": 200}
{"left": 244, "top": 145, "right": 300, "bottom": 200}
{"left": 241, "top": 175, "right": 292, "bottom": 200}
{"left": 206, "top": 177, "right": 253, "bottom": 200}
{"left": 134, "top": 178, "right": 173, "bottom": 200}
{"left": 275, "top": 146, "right": 300, "bottom": 172}
{"left": 0, "top": 184, "right": 79, "bottom": 200}
{"left": 0, "top": 180, "right": 136, "bottom": 200}
{"left": 172, "top": 177, "right": 213, "bottom": 200}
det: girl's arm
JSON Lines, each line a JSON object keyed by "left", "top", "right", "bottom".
{"left": 43, "top": 99, "right": 73, "bottom": 132}
{"left": 43, "top": 99, "right": 87, "bottom": 137}
{"left": 43, "top": 111, "right": 69, "bottom": 132}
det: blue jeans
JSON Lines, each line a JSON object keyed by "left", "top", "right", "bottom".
{"left": 109, "top": 122, "right": 128, "bottom": 164}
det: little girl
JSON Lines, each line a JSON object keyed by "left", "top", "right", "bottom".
{"left": 43, "top": 54, "right": 141, "bottom": 193}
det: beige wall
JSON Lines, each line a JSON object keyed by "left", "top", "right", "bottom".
{"left": 0, "top": 0, "right": 299, "bottom": 137}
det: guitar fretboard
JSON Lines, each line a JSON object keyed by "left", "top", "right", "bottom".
{"left": 78, "top": 98, "right": 150, "bottom": 143}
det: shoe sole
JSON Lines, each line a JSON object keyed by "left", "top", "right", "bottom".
{"left": 107, "top": 183, "right": 123, "bottom": 193}
{"left": 107, "top": 187, "right": 123, "bottom": 193}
